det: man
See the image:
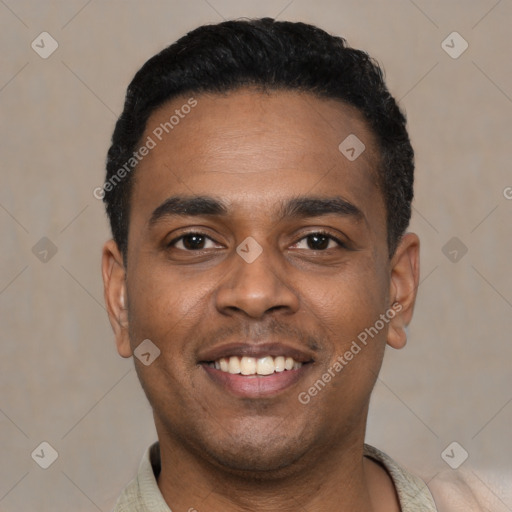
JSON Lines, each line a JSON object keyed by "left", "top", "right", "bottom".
{"left": 101, "top": 17, "right": 435, "bottom": 511}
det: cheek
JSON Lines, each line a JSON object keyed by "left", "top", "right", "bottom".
{"left": 126, "top": 263, "right": 211, "bottom": 350}
{"left": 125, "top": 268, "right": 210, "bottom": 406}
{"left": 303, "top": 257, "right": 390, "bottom": 398}
{"left": 306, "top": 259, "right": 389, "bottom": 337}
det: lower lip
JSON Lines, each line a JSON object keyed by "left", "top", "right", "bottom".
{"left": 202, "top": 364, "right": 311, "bottom": 398}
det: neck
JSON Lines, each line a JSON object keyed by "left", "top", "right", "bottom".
{"left": 155, "top": 430, "right": 398, "bottom": 512}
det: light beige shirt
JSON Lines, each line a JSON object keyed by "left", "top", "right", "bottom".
{"left": 112, "top": 442, "right": 438, "bottom": 511}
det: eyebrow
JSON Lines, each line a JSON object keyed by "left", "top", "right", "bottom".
{"left": 149, "top": 196, "right": 228, "bottom": 226}
{"left": 148, "top": 194, "right": 364, "bottom": 227}
{"left": 280, "top": 195, "right": 363, "bottom": 221}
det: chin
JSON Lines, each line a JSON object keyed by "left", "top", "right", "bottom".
{"left": 199, "top": 431, "right": 311, "bottom": 478}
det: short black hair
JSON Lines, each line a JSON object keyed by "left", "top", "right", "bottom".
{"left": 103, "top": 17, "right": 414, "bottom": 261}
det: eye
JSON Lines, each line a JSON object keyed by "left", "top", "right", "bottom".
{"left": 167, "top": 232, "right": 220, "bottom": 251}
{"left": 291, "top": 231, "right": 345, "bottom": 251}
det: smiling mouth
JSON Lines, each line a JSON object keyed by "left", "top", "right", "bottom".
{"left": 204, "top": 355, "right": 306, "bottom": 376}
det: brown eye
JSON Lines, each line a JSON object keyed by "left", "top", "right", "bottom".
{"left": 306, "top": 234, "right": 330, "bottom": 250}
{"left": 168, "top": 233, "right": 218, "bottom": 251}
{"left": 182, "top": 234, "right": 206, "bottom": 250}
{"left": 292, "top": 232, "right": 345, "bottom": 251}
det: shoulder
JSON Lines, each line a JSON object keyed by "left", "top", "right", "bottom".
{"left": 427, "top": 468, "right": 511, "bottom": 512}
{"left": 364, "top": 444, "right": 437, "bottom": 511}
{"left": 111, "top": 479, "right": 143, "bottom": 512}
{"left": 111, "top": 441, "right": 170, "bottom": 512}
{"left": 365, "top": 445, "right": 510, "bottom": 512}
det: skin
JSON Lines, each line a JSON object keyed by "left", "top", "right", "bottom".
{"left": 102, "top": 88, "right": 420, "bottom": 512}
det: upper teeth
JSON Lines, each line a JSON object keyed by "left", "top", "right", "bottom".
{"left": 209, "top": 356, "right": 302, "bottom": 375}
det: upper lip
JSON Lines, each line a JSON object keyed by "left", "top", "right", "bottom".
{"left": 197, "top": 342, "right": 316, "bottom": 364}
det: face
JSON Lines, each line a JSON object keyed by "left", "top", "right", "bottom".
{"left": 103, "top": 88, "right": 419, "bottom": 476}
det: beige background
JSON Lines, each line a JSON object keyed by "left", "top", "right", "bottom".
{"left": 1, "top": 1, "right": 511, "bottom": 510}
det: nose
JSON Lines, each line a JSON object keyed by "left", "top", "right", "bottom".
{"left": 215, "top": 240, "right": 300, "bottom": 319}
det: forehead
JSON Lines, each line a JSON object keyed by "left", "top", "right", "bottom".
{"left": 130, "top": 88, "right": 384, "bottom": 227}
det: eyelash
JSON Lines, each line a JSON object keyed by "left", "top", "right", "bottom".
{"left": 167, "top": 230, "right": 347, "bottom": 251}
{"left": 293, "top": 231, "right": 347, "bottom": 250}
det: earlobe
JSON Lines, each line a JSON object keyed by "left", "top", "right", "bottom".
{"left": 387, "top": 233, "right": 420, "bottom": 350}
{"left": 387, "top": 309, "right": 408, "bottom": 349}
{"left": 101, "top": 239, "right": 132, "bottom": 358}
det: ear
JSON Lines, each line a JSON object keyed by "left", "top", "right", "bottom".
{"left": 387, "top": 232, "right": 420, "bottom": 350}
{"left": 101, "top": 239, "right": 132, "bottom": 358}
